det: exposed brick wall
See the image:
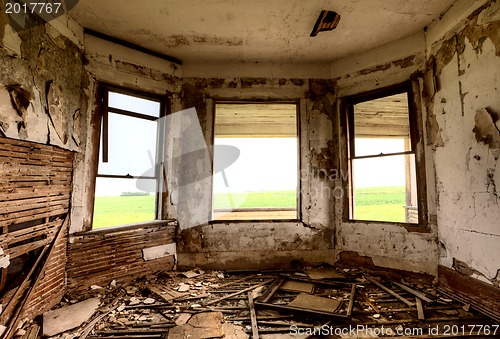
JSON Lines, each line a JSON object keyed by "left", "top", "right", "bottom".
{"left": 24, "top": 223, "right": 68, "bottom": 319}
{"left": 66, "top": 222, "right": 177, "bottom": 293}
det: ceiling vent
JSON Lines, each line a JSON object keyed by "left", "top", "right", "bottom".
{"left": 310, "top": 10, "right": 340, "bottom": 37}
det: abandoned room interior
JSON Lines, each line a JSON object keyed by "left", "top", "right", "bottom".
{"left": 0, "top": 0, "right": 499, "bottom": 337}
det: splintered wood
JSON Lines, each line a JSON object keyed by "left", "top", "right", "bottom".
{"left": 28, "top": 267, "right": 497, "bottom": 338}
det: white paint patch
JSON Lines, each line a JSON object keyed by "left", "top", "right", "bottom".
{"left": 142, "top": 243, "right": 176, "bottom": 261}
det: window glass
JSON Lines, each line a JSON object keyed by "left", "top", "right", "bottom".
{"left": 98, "top": 113, "right": 158, "bottom": 177}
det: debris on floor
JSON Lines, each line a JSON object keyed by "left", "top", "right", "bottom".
{"left": 42, "top": 298, "right": 100, "bottom": 336}
{"left": 20, "top": 265, "right": 497, "bottom": 338}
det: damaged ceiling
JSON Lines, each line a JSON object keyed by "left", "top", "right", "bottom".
{"left": 69, "top": 0, "right": 457, "bottom": 63}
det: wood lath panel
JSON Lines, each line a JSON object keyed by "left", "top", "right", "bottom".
{"left": 0, "top": 137, "right": 74, "bottom": 325}
{"left": 67, "top": 222, "right": 177, "bottom": 293}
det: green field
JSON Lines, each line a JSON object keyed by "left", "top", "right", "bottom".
{"left": 92, "top": 186, "right": 406, "bottom": 228}
{"left": 353, "top": 186, "right": 406, "bottom": 222}
{"left": 213, "top": 190, "right": 296, "bottom": 209}
{"left": 93, "top": 195, "right": 156, "bottom": 229}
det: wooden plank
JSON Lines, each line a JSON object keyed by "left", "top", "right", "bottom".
{"left": 0, "top": 221, "right": 60, "bottom": 246}
{"left": 358, "top": 290, "right": 381, "bottom": 313}
{"left": 0, "top": 196, "right": 70, "bottom": 213}
{"left": 254, "top": 301, "right": 350, "bottom": 319}
{"left": 416, "top": 297, "right": 425, "bottom": 320}
{"left": 0, "top": 208, "right": 68, "bottom": 228}
{"left": 0, "top": 181, "right": 70, "bottom": 190}
{"left": 364, "top": 276, "right": 414, "bottom": 307}
{"left": 346, "top": 283, "right": 356, "bottom": 317}
{"left": 258, "top": 276, "right": 285, "bottom": 303}
{"left": 148, "top": 284, "right": 190, "bottom": 302}
{"left": 0, "top": 162, "right": 72, "bottom": 173}
{"left": 0, "top": 203, "right": 69, "bottom": 222}
{"left": 247, "top": 291, "right": 259, "bottom": 339}
{"left": 6, "top": 238, "right": 52, "bottom": 259}
{"left": 391, "top": 280, "right": 434, "bottom": 303}
{"left": 0, "top": 189, "right": 70, "bottom": 202}
{"left": 204, "top": 280, "right": 273, "bottom": 306}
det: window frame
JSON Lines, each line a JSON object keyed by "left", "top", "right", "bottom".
{"left": 91, "top": 84, "right": 167, "bottom": 229}
{"left": 210, "top": 100, "right": 302, "bottom": 223}
{"left": 343, "top": 82, "right": 427, "bottom": 227}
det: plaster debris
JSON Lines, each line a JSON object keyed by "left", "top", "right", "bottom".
{"left": 42, "top": 298, "right": 100, "bottom": 336}
{"left": 178, "top": 282, "right": 190, "bottom": 292}
{"left": 182, "top": 269, "right": 205, "bottom": 278}
{"left": 143, "top": 297, "right": 156, "bottom": 304}
{"left": 25, "top": 267, "right": 497, "bottom": 338}
{"left": 168, "top": 312, "right": 225, "bottom": 339}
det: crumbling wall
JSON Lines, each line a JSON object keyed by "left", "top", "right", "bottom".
{"left": 0, "top": 4, "right": 88, "bottom": 324}
{"left": 426, "top": 0, "right": 500, "bottom": 286}
{"left": 176, "top": 78, "right": 337, "bottom": 270}
{"left": 66, "top": 35, "right": 181, "bottom": 293}
{"left": 0, "top": 5, "right": 87, "bottom": 150}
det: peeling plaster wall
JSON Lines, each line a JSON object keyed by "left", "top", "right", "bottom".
{"left": 176, "top": 78, "right": 337, "bottom": 270}
{"left": 0, "top": 7, "right": 87, "bottom": 150}
{"left": 426, "top": 0, "right": 500, "bottom": 286}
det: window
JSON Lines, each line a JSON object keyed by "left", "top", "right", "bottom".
{"left": 212, "top": 103, "right": 299, "bottom": 221}
{"left": 92, "top": 87, "right": 165, "bottom": 229}
{"left": 346, "top": 84, "right": 419, "bottom": 224}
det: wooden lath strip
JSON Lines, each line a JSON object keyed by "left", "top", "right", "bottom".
{"left": 0, "top": 201, "right": 70, "bottom": 221}
{"left": 0, "top": 220, "right": 61, "bottom": 246}
{"left": 0, "top": 207, "right": 69, "bottom": 227}
{"left": 0, "top": 187, "right": 70, "bottom": 201}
